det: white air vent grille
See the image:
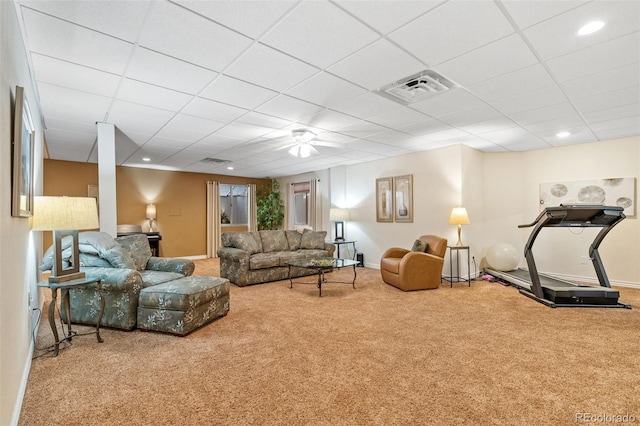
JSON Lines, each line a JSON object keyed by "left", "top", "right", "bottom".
{"left": 200, "top": 157, "right": 229, "bottom": 164}
{"left": 376, "top": 70, "right": 458, "bottom": 105}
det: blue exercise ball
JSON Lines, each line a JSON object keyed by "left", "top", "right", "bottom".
{"left": 486, "top": 243, "right": 519, "bottom": 271}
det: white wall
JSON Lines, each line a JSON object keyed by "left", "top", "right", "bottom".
{"left": 0, "top": 2, "right": 45, "bottom": 424}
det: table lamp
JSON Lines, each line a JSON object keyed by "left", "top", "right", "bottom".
{"left": 329, "top": 208, "right": 350, "bottom": 241}
{"left": 146, "top": 203, "right": 157, "bottom": 232}
{"left": 449, "top": 207, "right": 470, "bottom": 247}
{"left": 31, "top": 196, "right": 99, "bottom": 282}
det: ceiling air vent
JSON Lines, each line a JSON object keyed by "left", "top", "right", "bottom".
{"left": 200, "top": 157, "right": 230, "bottom": 164}
{"left": 376, "top": 70, "right": 458, "bottom": 105}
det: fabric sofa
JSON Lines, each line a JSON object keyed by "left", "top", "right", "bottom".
{"left": 217, "top": 230, "right": 335, "bottom": 286}
{"left": 40, "top": 232, "right": 196, "bottom": 330}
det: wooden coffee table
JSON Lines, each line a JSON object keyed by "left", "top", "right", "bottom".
{"left": 287, "top": 257, "right": 359, "bottom": 297}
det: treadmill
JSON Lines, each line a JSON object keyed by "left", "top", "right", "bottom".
{"left": 486, "top": 204, "right": 631, "bottom": 309}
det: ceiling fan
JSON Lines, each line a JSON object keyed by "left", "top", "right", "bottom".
{"left": 276, "top": 129, "right": 343, "bottom": 158}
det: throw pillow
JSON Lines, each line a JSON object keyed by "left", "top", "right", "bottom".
{"left": 411, "top": 239, "right": 428, "bottom": 252}
{"left": 300, "top": 230, "right": 327, "bottom": 250}
{"left": 102, "top": 245, "right": 137, "bottom": 270}
{"left": 260, "top": 230, "right": 289, "bottom": 252}
{"left": 79, "top": 253, "right": 113, "bottom": 268}
{"left": 285, "top": 230, "right": 302, "bottom": 250}
{"left": 116, "top": 234, "right": 152, "bottom": 271}
{"left": 228, "top": 232, "right": 261, "bottom": 254}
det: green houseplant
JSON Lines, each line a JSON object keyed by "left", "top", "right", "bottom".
{"left": 256, "top": 178, "right": 284, "bottom": 230}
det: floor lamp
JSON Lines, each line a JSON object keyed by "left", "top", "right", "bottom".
{"left": 31, "top": 196, "right": 100, "bottom": 283}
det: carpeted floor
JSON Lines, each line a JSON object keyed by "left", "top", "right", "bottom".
{"left": 20, "top": 259, "right": 640, "bottom": 425}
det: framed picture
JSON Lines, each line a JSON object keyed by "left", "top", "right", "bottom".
{"left": 12, "top": 86, "right": 35, "bottom": 217}
{"left": 394, "top": 174, "right": 413, "bottom": 223}
{"left": 376, "top": 177, "right": 393, "bottom": 222}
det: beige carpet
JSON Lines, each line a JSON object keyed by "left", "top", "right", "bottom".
{"left": 20, "top": 259, "right": 640, "bottom": 426}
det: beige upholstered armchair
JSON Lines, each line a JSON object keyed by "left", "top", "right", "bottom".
{"left": 380, "top": 235, "right": 448, "bottom": 291}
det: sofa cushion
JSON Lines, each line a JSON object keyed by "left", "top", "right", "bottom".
{"left": 285, "top": 230, "right": 303, "bottom": 250}
{"left": 411, "top": 239, "right": 428, "bottom": 252}
{"left": 223, "top": 232, "right": 262, "bottom": 254}
{"left": 260, "top": 230, "right": 289, "bottom": 252}
{"left": 300, "top": 230, "right": 327, "bottom": 250}
{"left": 249, "top": 253, "right": 281, "bottom": 270}
{"left": 116, "top": 234, "right": 152, "bottom": 271}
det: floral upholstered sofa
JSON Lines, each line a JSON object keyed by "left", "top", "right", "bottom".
{"left": 40, "top": 232, "right": 230, "bottom": 334}
{"left": 217, "top": 230, "right": 335, "bottom": 286}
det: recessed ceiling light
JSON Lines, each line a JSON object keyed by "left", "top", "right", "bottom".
{"left": 578, "top": 21, "right": 604, "bottom": 36}
{"left": 556, "top": 131, "right": 570, "bottom": 138}
{"left": 227, "top": 166, "right": 234, "bottom": 170}
{"left": 142, "top": 157, "right": 151, "bottom": 162}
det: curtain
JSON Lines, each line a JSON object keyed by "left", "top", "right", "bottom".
{"left": 206, "top": 181, "right": 220, "bottom": 258}
{"left": 310, "top": 178, "right": 321, "bottom": 230}
{"left": 247, "top": 183, "right": 257, "bottom": 231}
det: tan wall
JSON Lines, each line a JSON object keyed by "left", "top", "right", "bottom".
{"left": 44, "top": 160, "right": 264, "bottom": 257}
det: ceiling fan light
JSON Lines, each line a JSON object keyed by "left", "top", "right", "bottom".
{"left": 299, "top": 144, "right": 311, "bottom": 158}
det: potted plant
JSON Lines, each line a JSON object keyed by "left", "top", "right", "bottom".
{"left": 256, "top": 178, "right": 284, "bottom": 230}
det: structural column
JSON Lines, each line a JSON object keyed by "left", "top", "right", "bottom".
{"left": 96, "top": 122, "right": 117, "bottom": 237}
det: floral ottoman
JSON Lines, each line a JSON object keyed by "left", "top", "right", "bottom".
{"left": 137, "top": 276, "right": 230, "bottom": 335}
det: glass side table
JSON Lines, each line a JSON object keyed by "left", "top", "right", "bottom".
{"left": 332, "top": 240, "right": 357, "bottom": 260}
{"left": 37, "top": 275, "right": 105, "bottom": 356}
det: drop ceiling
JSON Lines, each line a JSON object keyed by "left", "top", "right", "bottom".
{"left": 16, "top": 0, "right": 640, "bottom": 178}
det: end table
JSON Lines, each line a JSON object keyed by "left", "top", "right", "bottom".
{"left": 37, "top": 275, "right": 105, "bottom": 356}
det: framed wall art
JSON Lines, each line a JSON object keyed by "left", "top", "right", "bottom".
{"left": 11, "top": 86, "right": 35, "bottom": 217}
{"left": 394, "top": 174, "right": 413, "bottom": 223}
{"left": 540, "top": 177, "right": 636, "bottom": 217}
{"left": 376, "top": 177, "right": 393, "bottom": 222}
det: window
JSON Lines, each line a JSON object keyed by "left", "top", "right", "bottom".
{"left": 219, "top": 184, "right": 248, "bottom": 225}
{"left": 292, "top": 182, "right": 310, "bottom": 226}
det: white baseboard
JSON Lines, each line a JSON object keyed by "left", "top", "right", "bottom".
{"left": 182, "top": 254, "right": 208, "bottom": 260}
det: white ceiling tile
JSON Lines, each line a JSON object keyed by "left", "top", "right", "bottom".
{"left": 540, "top": 126, "right": 597, "bottom": 147}
{"left": 21, "top": 0, "right": 150, "bottom": 41}
{"left": 435, "top": 34, "right": 539, "bottom": 87}
{"left": 144, "top": 136, "right": 194, "bottom": 149}
{"left": 225, "top": 44, "right": 319, "bottom": 92}
{"left": 44, "top": 128, "right": 95, "bottom": 146}
{"left": 287, "top": 72, "right": 367, "bottom": 108}
{"left": 438, "top": 104, "right": 504, "bottom": 127}
{"left": 592, "top": 123, "right": 640, "bottom": 140}
{"left": 117, "top": 79, "right": 194, "bottom": 112}
{"left": 500, "top": 0, "right": 589, "bottom": 30}
{"left": 589, "top": 116, "right": 640, "bottom": 132}
{"left": 489, "top": 85, "right": 567, "bottom": 115}
{"left": 389, "top": 1, "right": 514, "bottom": 65}
{"left": 31, "top": 54, "right": 120, "bottom": 98}
{"left": 328, "top": 39, "right": 426, "bottom": 90}
{"left": 368, "top": 107, "right": 431, "bottom": 129}
{"left": 262, "top": 1, "right": 379, "bottom": 68}
{"left": 509, "top": 102, "right": 579, "bottom": 125}
{"left": 256, "top": 95, "right": 325, "bottom": 122}
{"left": 561, "top": 63, "right": 640, "bottom": 100}
{"left": 499, "top": 136, "right": 553, "bottom": 151}
{"left": 336, "top": 0, "right": 444, "bottom": 35}
{"left": 22, "top": 8, "right": 134, "bottom": 74}
{"left": 126, "top": 48, "right": 218, "bottom": 94}
{"left": 521, "top": 115, "right": 586, "bottom": 134}
{"left": 45, "top": 117, "right": 97, "bottom": 135}
{"left": 38, "top": 83, "right": 111, "bottom": 123}
{"left": 399, "top": 119, "right": 450, "bottom": 136}
{"left": 583, "top": 103, "right": 640, "bottom": 124}
{"left": 468, "top": 64, "right": 558, "bottom": 102}
{"left": 155, "top": 114, "right": 226, "bottom": 142}
{"left": 338, "top": 120, "right": 388, "bottom": 138}
{"left": 214, "top": 123, "right": 274, "bottom": 141}
{"left": 545, "top": 32, "right": 640, "bottom": 82}
{"left": 107, "top": 100, "right": 176, "bottom": 135}
{"left": 459, "top": 117, "right": 518, "bottom": 135}
{"left": 174, "top": 0, "right": 296, "bottom": 39}
{"left": 235, "top": 112, "right": 292, "bottom": 129}
{"left": 139, "top": 1, "right": 252, "bottom": 71}
{"left": 200, "top": 75, "right": 279, "bottom": 110}
{"left": 299, "top": 110, "right": 362, "bottom": 131}
{"left": 182, "top": 97, "right": 249, "bottom": 122}
{"left": 346, "top": 140, "right": 395, "bottom": 153}
{"left": 46, "top": 140, "right": 93, "bottom": 162}
{"left": 522, "top": 1, "right": 640, "bottom": 60}
{"left": 573, "top": 86, "right": 640, "bottom": 114}
{"left": 410, "top": 89, "right": 485, "bottom": 117}
{"left": 332, "top": 92, "right": 402, "bottom": 119}
{"left": 365, "top": 131, "right": 415, "bottom": 144}
{"left": 425, "top": 128, "right": 471, "bottom": 142}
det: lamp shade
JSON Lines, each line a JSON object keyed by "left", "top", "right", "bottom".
{"left": 146, "top": 203, "right": 157, "bottom": 219}
{"left": 449, "top": 207, "right": 470, "bottom": 225}
{"left": 31, "top": 196, "right": 99, "bottom": 231}
{"left": 330, "top": 208, "right": 350, "bottom": 222}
